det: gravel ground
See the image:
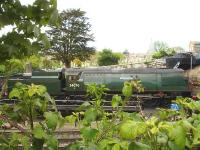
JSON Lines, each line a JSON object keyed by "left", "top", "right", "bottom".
{"left": 142, "top": 107, "right": 158, "bottom": 118}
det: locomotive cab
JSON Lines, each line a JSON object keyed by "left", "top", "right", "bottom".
{"left": 60, "top": 69, "right": 84, "bottom": 94}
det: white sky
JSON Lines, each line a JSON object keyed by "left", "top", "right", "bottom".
{"left": 4, "top": 0, "right": 200, "bottom": 53}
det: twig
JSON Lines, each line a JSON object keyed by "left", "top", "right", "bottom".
{"left": 0, "top": 114, "right": 28, "bottom": 134}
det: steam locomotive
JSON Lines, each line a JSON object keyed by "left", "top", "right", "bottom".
{"left": 1, "top": 67, "right": 193, "bottom": 109}
{"left": 2, "top": 52, "right": 200, "bottom": 110}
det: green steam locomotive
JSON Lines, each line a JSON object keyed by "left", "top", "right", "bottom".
{"left": 2, "top": 67, "right": 192, "bottom": 108}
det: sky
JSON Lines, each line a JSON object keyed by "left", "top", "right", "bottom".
{"left": 3, "top": 0, "right": 200, "bottom": 53}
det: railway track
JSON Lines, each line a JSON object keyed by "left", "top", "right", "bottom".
{"left": 0, "top": 126, "right": 81, "bottom": 149}
{"left": 0, "top": 99, "right": 142, "bottom": 113}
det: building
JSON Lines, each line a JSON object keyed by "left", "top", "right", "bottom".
{"left": 189, "top": 41, "right": 200, "bottom": 55}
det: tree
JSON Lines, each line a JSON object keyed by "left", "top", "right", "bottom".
{"left": 97, "top": 49, "right": 123, "bottom": 66}
{"left": 152, "top": 41, "right": 177, "bottom": 59}
{"left": 171, "top": 46, "right": 185, "bottom": 53}
{"left": 46, "top": 9, "right": 95, "bottom": 68}
{"left": 153, "top": 41, "right": 169, "bottom": 51}
{"left": 0, "top": 0, "right": 58, "bottom": 63}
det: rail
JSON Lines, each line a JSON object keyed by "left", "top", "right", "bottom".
{"left": 0, "top": 127, "right": 80, "bottom": 149}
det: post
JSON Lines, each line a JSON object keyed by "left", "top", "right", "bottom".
{"left": 190, "top": 53, "right": 193, "bottom": 70}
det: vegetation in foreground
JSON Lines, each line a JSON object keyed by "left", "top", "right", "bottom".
{"left": 0, "top": 81, "right": 200, "bottom": 149}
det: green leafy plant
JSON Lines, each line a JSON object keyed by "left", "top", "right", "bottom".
{"left": 2, "top": 81, "right": 200, "bottom": 150}
{"left": 65, "top": 81, "right": 144, "bottom": 150}
{"left": 0, "top": 83, "right": 67, "bottom": 149}
{"left": 65, "top": 83, "right": 200, "bottom": 150}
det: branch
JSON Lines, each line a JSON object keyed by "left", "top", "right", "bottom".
{"left": 0, "top": 114, "right": 28, "bottom": 135}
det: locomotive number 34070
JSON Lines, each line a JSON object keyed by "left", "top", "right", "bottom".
{"left": 69, "top": 83, "right": 80, "bottom": 88}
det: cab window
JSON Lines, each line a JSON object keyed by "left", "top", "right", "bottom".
{"left": 68, "top": 75, "right": 78, "bottom": 82}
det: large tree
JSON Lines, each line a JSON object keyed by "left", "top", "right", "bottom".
{"left": 97, "top": 49, "right": 123, "bottom": 66}
{"left": 46, "top": 9, "right": 95, "bottom": 68}
{"left": 0, "top": 0, "right": 58, "bottom": 63}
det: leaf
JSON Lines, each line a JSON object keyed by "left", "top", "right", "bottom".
{"left": 39, "top": 34, "right": 50, "bottom": 49}
{"left": 37, "top": 85, "right": 47, "bottom": 95}
{"left": 9, "top": 133, "right": 21, "bottom": 147}
{"left": 33, "top": 25, "right": 40, "bottom": 37}
{"left": 65, "top": 115, "right": 77, "bottom": 124}
{"left": 122, "top": 82, "right": 132, "bottom": 98}
{"left": 9, "top": 88, "right": 20, "bottom": 99}
{"left": 33, "top": 125, "right": 46, "bottom": 139}
{"left": 64, "top": 142, "right": 81, "bottom": 150}
{"left": 192, "top": 124, "right": 200, "bottom": 145}
{"left": 112, "top": 95, "right": 122, "bottom": 108}
{"left": 44, "top": 112, "right": 58, "bottom": 130}
{"left": 146, "top": 116, "right": 158, "bottom": 127}
{"left": 181, "top": 120, "right": 195, "bottom": 130}
{"left": 157, "top": 133, "right": 168, "bottom": 144}
{"left": 84, "top": 142, "right": 99, "bottom": 150}
{"left": 84, "top": 108, "right": 98, "bottom": 123}
{"left": 119, "top": 120, "right": 147, "bottom": 139}
{"left": 57, "top": 115, "right": 67, "bottom": 128}
{"left": 128, "top": 142, "right": 151, "bottom": 150}
{"left": 80, "top": 127, "right": 98, "bottom": 141}
{"left": 32, "top": 137, "right": 45, "bottom": 150}
{"left": 26, "top": 22, "right": 33, "bottom": 34}
{"left": 35, "top": 99, "right": 42, "bottom": 108}
{"left": 20, "top": 136, "right": 31, "bottom": 150}
{"left": 98, "top": 139, "right": 110, "bottom": 149}
{"left": 28, "top": 85, "right": 37, "bottom": 97}
{"left": 0, "top": 135, "right": 9, "bottom": 145}
{"left": 169, "top": 125, "right": 186, "bottom": 150}
{"left": 119, "top": 141, "right": 129, "bottom": 149}
{"left": 78, "top": 101, "right": 91, "bottom": 110}
{"left": 112, "top": 144, "right": 120, "bottom": 150}
{"left": 46, "top": 135, "right": 58, "bottom": 150}
{"left": 49, "top": 9, "right": 59, "bottom": 26}
{"left": 168, "top": 141, "right": 179, "bottom": 150}
{"left": 197, "top": 92, "right": 200, "bottom": 99}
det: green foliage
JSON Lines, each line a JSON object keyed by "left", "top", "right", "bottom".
{"left": 151, "top": 41, "right": 177, "bottom": 59}
{"left": 0, "top": 59, "right": 24, "bottom": 75}
{"left": 24, "top": 55, "right": 62, "bottom": 70}
{"left": 128, "top": 142, "right": 151, "bottom": 150}
{"left": 27, "top": 55, "right": 42, "bottom": 69}
{"left": 122, "top": 82, "right": 132, "bottom": 98}
{"left": 0, "top": 65, "right": 6, "bottom": 74}
{"left": 2, "top": 80, "right": 200, "bottom": 149}
{"left": 111, "top": 95, "right": 122, "bottom": 108}
{"left": 0, "top": 82, "right": 66, "bottom": 149}
{"left": 0, "top": 58, "right": 24, "bottom": 98}
{"left": 46, "top": 8, "right": 95, "bottom": 67}
{"left": 86, "top": 83, "right": 109, "bottom": 100}
{"left": 41, "top": 56, "right": 62, "bottom": 69}
{"left": 97, "top": 49, "right": 123, "bottom": 66}
{"left": 0, "top": 0, "right": 58, "bottom": 63}
{"left": 0, "top": 133, "right": 31, "bottom": 150}
{"left": 65, "top": 82, "right": 200, "bottom": 150}
{"left": 80, "top": 127, "right": 99, "bottom": 141}
{"left": 65, "top": 81, "right": 144, "bottom": 149}
{"left": 119, "top": 120, "right": 147, "bottom": 139}
{"left": 152, "top": 48, "right": 176, "bottom": 59}
{"left": 153, "top": 41, "right": 169, "bottom": 51}
{"left": 8, "top": 83, "right": 51, "bottom": 128}
{"left": 44, "top": 112, "right": 59, "bottom": 130}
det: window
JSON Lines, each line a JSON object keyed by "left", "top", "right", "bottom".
{"left": 69, "top": 75, "right": 78, "bottom": 82}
